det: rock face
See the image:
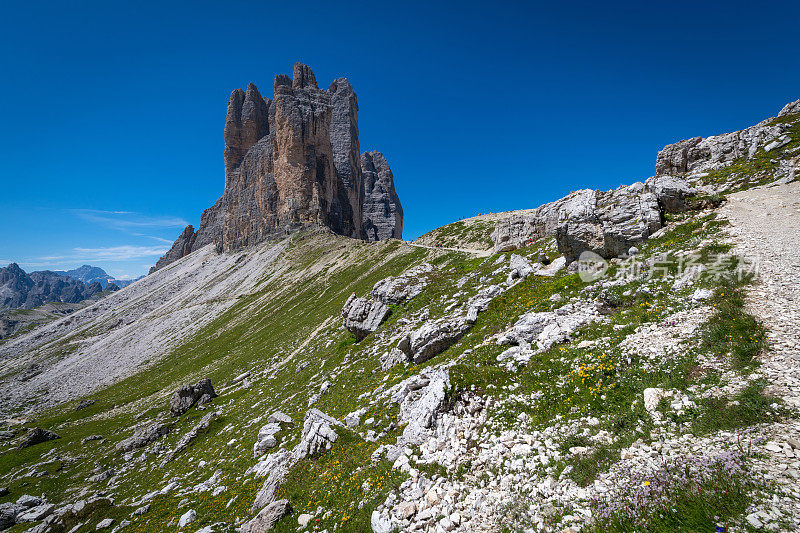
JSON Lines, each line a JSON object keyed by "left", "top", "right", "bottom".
{"left": 150, "top": 225, "right": 197, "bottom": 273}
{"left": 654, "top": 101, "right": 799, "bottom": 177}
{"left": 644, "top": 175, "right": 696, "bottom": 213}
{"left": 152, "top": 63, "right": 403, "bottom": 272}
{"left": 361, "top": 151, "right": 403, "bottom": 241}
{"left": 492, "top": 185, "right": 662, "bottom": 263}
{"left": 555, "top": 185, "right": 661, "bottom": 263}
{"left": 492, "top": 197, "right": 569, "bottom": 253}
{"left": 0, "top": 263, "right": 115, "bottom": 311}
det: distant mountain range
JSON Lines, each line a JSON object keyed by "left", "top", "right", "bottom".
{"left": 0, "top": 263, "right": 124, "bottom": 311}
{"left": 55, "top": 264, "right": 142, "bottom": 289}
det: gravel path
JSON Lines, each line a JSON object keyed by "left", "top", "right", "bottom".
{"left": 721, "top": 181, "right": 800, "bottom": 409}
{"left": 720, "top": 181, "right": 800, "bottom": 529}
{"left": 407, "top": 242, "right": 491, "bottom": 257}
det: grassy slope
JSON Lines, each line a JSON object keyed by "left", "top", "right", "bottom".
{"left": 1, "top": 112, "right": 797, "bottom": 533}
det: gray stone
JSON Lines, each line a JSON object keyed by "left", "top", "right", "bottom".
{"left": 170, "top": 378, "right": 217, "bottom": 416}
{"left": 644, "top": 175, "right": 696, "bottom": 213}
{"left": 292, "top": 409, "right": 342, "bottom": 461}
{"left": 251, "top": 451, "right": 293, "bottom": 512}
{"left": 466, "top": 285, "right": 505, "bottom": 323}
{"left": 116, "top": 422, "right": 171, "bottom": 452}
{"left": 0, "top": 502, "right": 23, "bottom": 529}
{"left": 18, "top": 428, "right": 60, "bottom": 449}
{"left": 241, "top": 499, "right": 292, "bottom": 532}
{"left": 555, "top": 185, "right": 661, "bottom": 263}
{"left": 17, "top": 503, "right": 55, "bottom": 522}
{"left": 75, "top": 399, "right": 96, "bottom": 410}
{"left": 372, "top": 263, "right": 434, "bottom": 305}
{"left": 344, "top": 408, "right": 366, "bottom": 429}
{"left": 400, "top": 317, "right": 471, "bottom": 364}
{"left": 361, "top": 151, "right": 403, "bottom": 241}
{"left": 391, "top": 368, "right": 450, "bottom": 448}
{"left": 371, "top": 511, "right": 393, "bottom": 533}
{"left": 498, "top": 300, "right": 602, "bottom": 352}
{"left": 266, "top": 411, "right": 292, "bottom": 425}
{"left": 341, "top": 294, "right": 390, "bottom": 341}
{"left": 16, "top": 495, "right": 41, "bottom": 508}
{"left": 254, "top": 422, "right": 282, "bottom": 458}
{"left": 96, "top": 518, "right": 115, "bottom": 529}
{"left": 133, "top": 504, "right": 150, "bottom": 516}
{"left": 178, "top": 509, "right": 196, "bottom": 528}
{"left": 509, "top": 255, "right": 535, "bottom": 278}
{"left": 492, "top": 197, "right": 567, "bottom": 253}
{"left": 380, "top": 348, "right": 409, "bottom": 370}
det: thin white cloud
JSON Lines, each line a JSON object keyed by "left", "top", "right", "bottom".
{"left": 70, "top": 209, "right": 188, "bottom": 230}
{"left": 27, "top": 246, "right": 166, "bottom": 267}
{"left": 71, "top": 245, "right": 168, "bottom": 261}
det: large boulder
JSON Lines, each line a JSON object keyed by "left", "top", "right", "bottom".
{"left": 241, "top": 499, "right": 292, "bottom": 533}
{"left": 0, "top": 503, "right": 24, "bottom": 529}
{"left": 390, "top": 368, "right": 450, "bottom": 448}
{"left": 169, "top": 378, "right": 217, "bottom": 416}
{"left": 18, "top": 428, "right": 60, "bottom": 449}
{"left": 555, "top": 185, "right": 661, "bottom": 263}
{"left": 292, "top": 409, "right": 342, "bottom": 461}
{"left": 492, "top": 197, "right": 567, "bottom": 253}
{"left": 400, "top": 317, "right": 471, "bottom": 364}
{"left": 341, "top": 294, "right": 390, "bottom": 341}
{"left": 372, "top": 263, "right": 434, "bottom": 305}
{"left": 117, "top": 422, "right": 171, "bottom": 452}
{"left": 499, "top": 300, "right": 602, "bottom": 349}
{"left": 644, "top": 175, "right": 696, "bottom": 213}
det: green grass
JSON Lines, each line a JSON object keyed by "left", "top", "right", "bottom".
{"left": 701, "top": 275, "right": 767, "bottom": 372}
{"left": 587, "top": 459, "right": 756, "bottom": 533}
{"left": 689, "top": 380, "right": 780, "bottom": 436}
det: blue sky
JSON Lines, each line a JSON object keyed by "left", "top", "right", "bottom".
{"left": 1, "top": 0, "right": 798, "bottom": 278}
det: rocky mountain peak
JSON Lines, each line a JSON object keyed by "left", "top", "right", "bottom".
{"left": 152, "top": 63, "right": 403, "bottom": 272}
{"left": 778, "top": 98, "right": 800, "bottom": 117}
{"left": 0, "top": 263, "right": 114, "bottom": 311}
{"left": 292, "top": 62, "right": 318, "bottom": 90}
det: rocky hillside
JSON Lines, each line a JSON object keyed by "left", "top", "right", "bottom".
{"left": 151, "top": 63, "right": 403, "bottom": 273}
{"left": 0, "top": 263, "right": 117, "bottom": 311}
{"left": 0, "top": 98, "right": 798, "bottom": 533}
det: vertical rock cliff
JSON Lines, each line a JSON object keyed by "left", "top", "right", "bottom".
{"left": 151, "top": 63, "right": 403, "bottom": 273}
{"left": 361, "top": 151, "right": 403, "bottom": 241}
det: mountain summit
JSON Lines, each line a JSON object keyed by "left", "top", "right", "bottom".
{"left": 151, "top": 63, "right": 403, "bottom": 273}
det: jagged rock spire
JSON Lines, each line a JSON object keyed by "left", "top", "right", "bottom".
{"left": 151, "top": 63, "right": 403, "bottom": 272}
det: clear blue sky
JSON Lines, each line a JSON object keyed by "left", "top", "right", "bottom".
{"left": 1, "top": 0, "right": 798, "bottom": 278}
